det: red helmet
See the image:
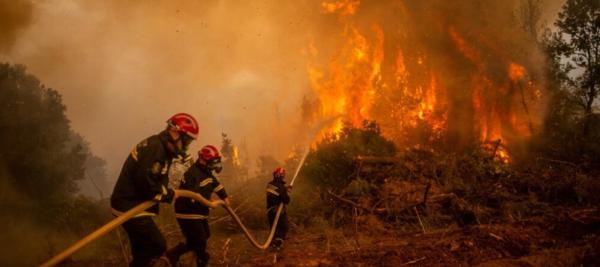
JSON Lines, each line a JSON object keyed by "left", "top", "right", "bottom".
{"left": 167, "top": 113, "right": 199, "bottom": 139}
{"left": 273, "top": 167, "right": 286, "bottom": 178}
{"left": 199, "top": 145, "right": 221, "bottom": 161}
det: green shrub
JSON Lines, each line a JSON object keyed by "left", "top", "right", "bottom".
{"left": 301, "top": 120, "right": 396, "bottom": 191}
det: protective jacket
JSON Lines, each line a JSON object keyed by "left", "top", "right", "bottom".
{"left": 174, "top": 161, "right": 228, "bottom": 219}
{"left": 266, "top": 178, "right": 290, "bottom": 212}
{"left": 110, "top": 130, "right": 176, "bottom": 216}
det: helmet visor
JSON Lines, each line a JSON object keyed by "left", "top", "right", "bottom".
{"left": 207, "top": 158, "right": 223, "bottom": 173}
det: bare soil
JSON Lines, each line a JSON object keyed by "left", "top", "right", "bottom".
{"left": 192, "top": 207, "right": 599, "bottom": 267}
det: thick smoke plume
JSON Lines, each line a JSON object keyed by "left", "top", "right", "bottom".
{"left": 0, "top": 0, "right": 33, "bottom": 53}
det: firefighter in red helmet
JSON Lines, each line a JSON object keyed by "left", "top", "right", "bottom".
{"left": 266, "top": 167, "right": 291, "bottom": 250}
{"left": 167, "top": 145, "right": 230, "bottom": 267}
{"left": 110, "top": 113, "right": 199, "bottom": 267}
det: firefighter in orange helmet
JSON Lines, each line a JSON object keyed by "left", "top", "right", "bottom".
{"left": 167, "top": 145, "right": 230, "bottom": 267}
{"left": 110, "top": 113, "right": 199, "bottom": 267}
{"left": 266, "top": 167, "right": 291, "bottom": 250}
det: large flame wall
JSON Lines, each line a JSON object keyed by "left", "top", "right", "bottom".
{"left": 304, "top": 0, "right": 548, "bottom": 158}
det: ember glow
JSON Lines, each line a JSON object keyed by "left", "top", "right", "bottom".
{"left": 305, "top": 0, "right": 547, "bottom": 162}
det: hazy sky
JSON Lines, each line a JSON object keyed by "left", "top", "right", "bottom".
{"left": 1, "top": 0, "right": 328, "bottom": 182}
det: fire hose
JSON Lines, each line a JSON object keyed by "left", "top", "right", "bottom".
{"left": 40, "top": 143, "right": 310, "bottom": 267}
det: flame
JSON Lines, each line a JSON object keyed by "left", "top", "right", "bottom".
{"left": 451, "top": 28, "right": 520, "bottom": 163}
{"left": 417, "top": 75, "right": 436, "bottom": 120}
{"left": 321, "top": 0, "right": 360, "bottom": 16}
{"left": 448, "top": 26, "right": 484, "bottom": 70}
{"left": 232, "top": 145, "right": 240, "bottom": 166}
{"left": 305, "top": 1, "right": 543, "bottom": 163}
{"left": 307, "top": 17, "right": 383, "bottom": 138}
{"left": 309, "top": 1, "right": 448, "bottom": 142}
{"left": 497, "top": 149, "right": 510, "bottom": 163}
{"left": 391, "top": 51, "right": 447, "bottom": 135}
{"left": 508, "top": 63, "right": 525, "bottom": 81}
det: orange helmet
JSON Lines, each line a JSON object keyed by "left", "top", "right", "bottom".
{"left": 273, "top": 167, "right": 286, "bottom": 178}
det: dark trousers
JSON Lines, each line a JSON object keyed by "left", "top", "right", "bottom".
{"left": 268, "top": 210, "right": 288, "bottom": 241}
{"left": 121, "top": 216, "right": 166, "bottom": 267}
{"left": 175, "top": 218, "right": 211, "bottom": 266}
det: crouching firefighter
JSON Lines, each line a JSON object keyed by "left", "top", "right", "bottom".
{"left": 110, "top": 113, "right": 199, "bottom": 267}
{"left": 266, "top": 167, "right": 291, "bottom": 250}
{"left": 167, "top": 145, "right": 230, "bottom": 267}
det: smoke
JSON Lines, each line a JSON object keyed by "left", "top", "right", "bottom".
{"left": 0, "top": 0, "right": 33, "bottom": 53}
{"left": 0, "top": 0, "right": 564, "bottom": 183}
{"left": 0, "top": 165, "right": 59, "bottom": 266}
{"left": 0, "top": 1, "right": 328, "bottom": 182}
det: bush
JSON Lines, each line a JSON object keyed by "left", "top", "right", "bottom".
{"left": 301, "top": 120, "right": 396, "bottom": 191}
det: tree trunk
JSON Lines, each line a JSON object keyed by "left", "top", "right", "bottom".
{"left": 582, "top": 83, "right": 597, "bottom": 137}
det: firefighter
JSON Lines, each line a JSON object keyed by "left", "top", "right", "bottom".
{"left": 266, "top": 167, "right": 291, "bottom": 250}
{"left": 167, "top": 145, "right": 230, "bottom": 267}
{"left": 110, "top": 113, "right": 199, "bottom": 267}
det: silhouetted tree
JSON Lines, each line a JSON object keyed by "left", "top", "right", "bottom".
{"left": 545, "top": 0, "right": 600, "bottom": 136}
{"left": 69, "top": 133, "right": 109, "bottom": 199}
{"left": 0, "top": 63, "right": 104, "bottom": 224}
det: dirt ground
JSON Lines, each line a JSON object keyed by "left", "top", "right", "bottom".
{"left": 177, "top": 207, "right": 599, "bottom": 267}
{"left": 58, "top": 206, "right": 598, "bottom": 267}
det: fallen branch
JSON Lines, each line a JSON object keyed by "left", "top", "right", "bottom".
{"left": 422, "top": 182, "right": 431, "bottom": 208}
{"left": 429, "top": 193, "right": 458, "bottom": 201}
{"left": 220, "top": 238, "right": 231, "bottom": 264}
{"left": 401, "top": 256, "right": 426, "bottom": 266}
{"left": 490, "top": 139, "right": 502, "bottom": 160}
{"left": 536, "top": 157, "right": 578, "bottom": 167}
{"left": 327, "top": 190, "right": 377, "bottom": 214}
{"left": 393, "top": 183, "right": 432, "bottom": 215}
{"left": 370, "top": 198, "right": 385, "bottom": 213}
{"left": 569, "top": 208, "right": 600, "bottom": 225}
{"left": 516, "top": 82, "right": 534, "bottom": 133}
{"left": 488, "top": 232, "right": 504, "bottom": 241}
{"left": 354, "top": 156, "right": 400, "bottom": 164}
{"left": 414, "top": 207, "right": 425, "bottom": 233}
{"left": 330, "top": 182, "right": 435, "bottom": 218}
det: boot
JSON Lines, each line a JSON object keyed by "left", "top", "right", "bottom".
{"left": 196, "top": 252, "right": 209, "bottom": 267}
{"left": 270, "top": 238, "right": 284, "bottom": 251}
{"left": 166, "top": 242, "right": 187, "bottom": 267}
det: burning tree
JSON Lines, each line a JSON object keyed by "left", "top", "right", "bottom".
{"left": 219, "top": 132, "right": 249, "bottom": 182}
{"left": 303, "top": 0, "right": 549, "bottom": 163}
